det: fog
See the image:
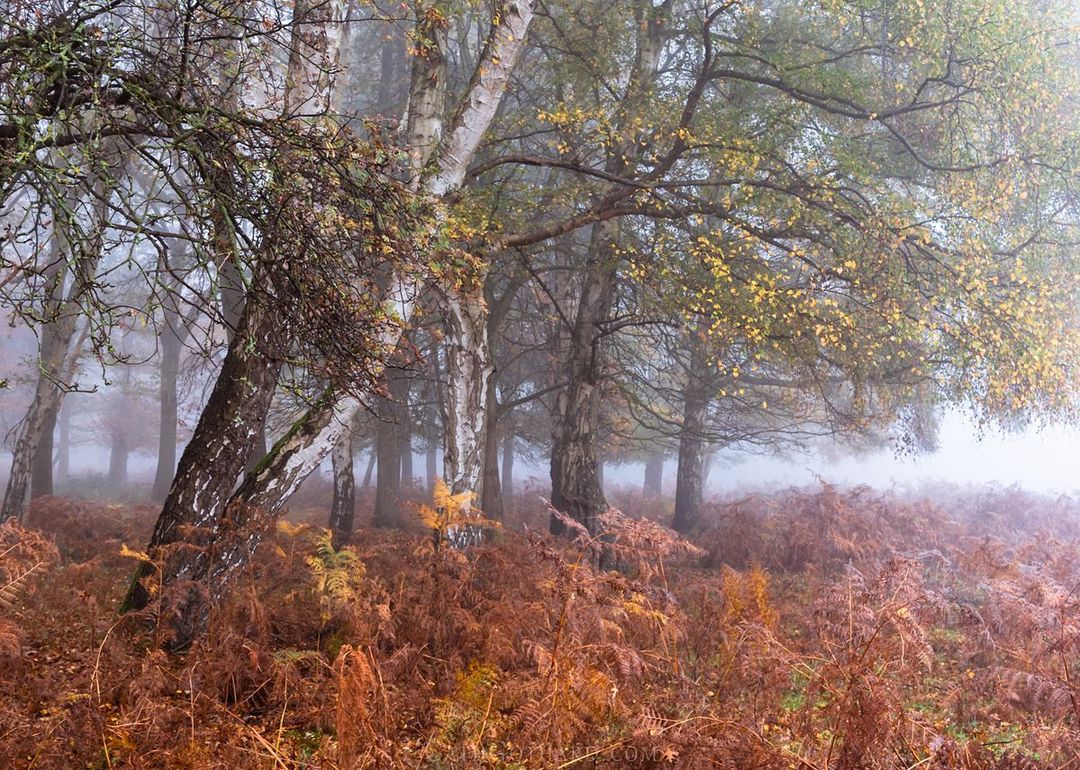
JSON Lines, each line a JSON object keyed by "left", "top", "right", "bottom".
{"left": 5, "top": 389, "right": 1077, "bottom": 499}
{"left": 712, "top": 412, "right": 1080, "bottom": 494}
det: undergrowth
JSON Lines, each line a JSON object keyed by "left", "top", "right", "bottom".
{"left": 2, "top": 485, "right": 1080, "bottom": 768}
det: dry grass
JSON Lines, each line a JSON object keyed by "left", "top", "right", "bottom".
{"left": 1, "top": 484, "right": 1079, "bottom": 768}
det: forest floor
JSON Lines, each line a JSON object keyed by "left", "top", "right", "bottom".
{"left": 1, "top": 482, "right": 1079, "bottom": 769}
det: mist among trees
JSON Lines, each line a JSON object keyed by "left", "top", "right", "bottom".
{"left": 3, "top": 0, "right": 1080, "bottom": 766}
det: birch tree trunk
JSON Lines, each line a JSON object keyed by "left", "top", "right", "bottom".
{"left": 122, "top": 0, "right": 346, "bottom": 631}
{"left": 219, "top": 244, "right": 268, "bottom": 473}
{"left": 427, "top": 0, "right": 534, "bottom": 503}
{"left": 284, "top": 0, "right": 344, "bottom": 118}
{"left": 441, "top": 285, "right": 492, "bottom": 499}
{"left": 126, "top": 0, "right": 537, "bottom": 647}
{"left": 328, "top": 425, "right": 355, "bottom": 548}
{"left": 122, "top": 289, "right": 285, "bottom": 621}
{"left": 214, "top": 0, "right": 536, "bottom": 520}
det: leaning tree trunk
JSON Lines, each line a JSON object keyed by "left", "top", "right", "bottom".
{"left": 121, "top": 289, "right": 284, "bottom": 621}
{"left": 424, "top": 0, "right": 538, "bottom": 502}
{"left": 201, "top": 0, "right": 527, "bottom": 539}
{"left": 219, "top": 257, "right": 268, "bottom": 473}
{"left": 4, "top": 374, "right": 67, "bottom": 520}
{"left": 329, "top": 425, "right": 355, "bottom": 548}
{"left": 122, "top": 0, "right": 344, "bottom": 629}
{"left": 127, "top": 0, "right": 537, "bottom": 649}
{"left": 549, "top": 222, "right": 619, "bottom": 534}
{"left": 643, "top": 451, "right": 664, "bottom": 498}
{"left": 672, "top": 338, "right": 712, "bottom": 534}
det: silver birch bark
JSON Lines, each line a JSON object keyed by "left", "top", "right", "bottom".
{"left": 128, "top": 1, "right": 538, "bottom": 644}
{"left": 223, "top": 0, "right": 537, "bottom": 515}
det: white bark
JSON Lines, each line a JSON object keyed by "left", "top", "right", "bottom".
{"left": 422, "top": 0, "right": 536, "bottom": 502}
{"left": 197, "top": 0, "right": 537, "bottom": 598}
{"left": 405, "top": 2, "right": 449, "bottom": 182}
{"left": 441, "top": 286, "right": 492, "bottom": 499}
{"left": 229, "top": 278, "right": 418, "bottom": 517}
{"left": 233, "top": 0, "right": 536, "bottom": 512}
{"left": 284, "top": 0, "right": 346, "bottom": 117}
{"left": 424, "top": 0, "right": 535, "bottom": 196}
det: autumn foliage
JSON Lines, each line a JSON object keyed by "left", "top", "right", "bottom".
{"left": 3, "top": 486, "right": 1080, "bottom": 767}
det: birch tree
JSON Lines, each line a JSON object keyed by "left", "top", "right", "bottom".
{"left": 123, "top": 0, "right": 540, "bottom": 647}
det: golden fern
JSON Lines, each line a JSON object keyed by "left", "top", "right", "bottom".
{"left": 0, "top": 521, "right": 57, "bottom": 612}
{"left": 417, "top": 479, "right": 501, "bottom": 550}
{"left": 306, "top": 528, "right": 365, "bottom": 609}
{"left": 0, "top": 558, "right": 50, "bottom": 611}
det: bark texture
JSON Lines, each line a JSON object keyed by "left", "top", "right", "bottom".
{"left": 549, "top": 222, "right": 619, "bottom": 534}
{"left": 127, "top": 0, "right": 538, "bottom": 648}
{"left": 122, "top": 289, "right": 284, "bottom": 620}
{"left": 428, "top": 0, "right": 536, "bottom": 502}
{"left": 547, "top": 0, "right": 668, "bottom": 534}
{"left": 284, "top": 0, "right": 345, "bottom": 117}
{"left": 329, "top": 425, "right": 355, "bottom": 548}
{"left": 672, "top": 338, "right": 712, "bottom": 534}
{"left": 124, "top": 0, "right": 348, "bottom": 637}
{"left": 218, "top": 250, "right": 268, "bottom": 473}
{"left": 441, "top": 284, "right": 492, "bottom": 499}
